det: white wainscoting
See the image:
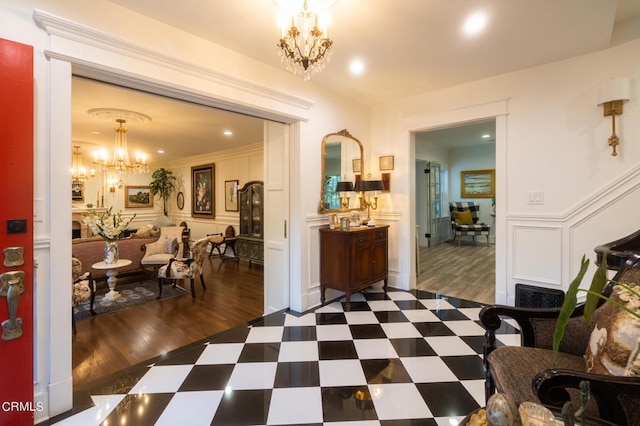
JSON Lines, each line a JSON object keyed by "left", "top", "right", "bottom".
{"left": 511, "top": 224, "right": 563, "bottom": 286}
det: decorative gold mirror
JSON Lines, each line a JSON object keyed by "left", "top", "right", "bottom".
{"left": 318, "top": 129, "right": 364, "bottom": 213}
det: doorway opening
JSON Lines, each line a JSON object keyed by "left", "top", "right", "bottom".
{"left": 414, "top": 119, "right": 496, "bottom": 304}
{"left": 70, "top": 76, "right": 286, "bottom": 386}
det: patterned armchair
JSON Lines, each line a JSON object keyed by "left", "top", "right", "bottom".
{"left": 449, "top": 201, "right": 490, "bottom": 246}
{"left": 157, "top": 237, "right": 209, "bottom": 298}
{"left": 140, "top": 226, "right": 185, "bottom": 273}
{"left": 72, "top": 256, "right": 95, "bottom": 333}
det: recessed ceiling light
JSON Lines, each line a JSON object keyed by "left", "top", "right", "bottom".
{"left": 482, "top": 134, "right": 491, "bottom": 139}
{"left": 463, "top": 12, "right": 488, "bottom": 36}
{"left": 157, "top": 150, "right": 165, "bottom": 154}
{"left": 224, "top": 131, "right": 233, "bottom": 136}
{"left": 349, "top": 59, "right": 365, "bottom": 75}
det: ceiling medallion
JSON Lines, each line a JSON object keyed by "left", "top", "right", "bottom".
{"left": 88, "top": 108, "right": 151, "bottom": 175}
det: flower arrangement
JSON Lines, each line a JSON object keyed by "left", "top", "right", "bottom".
{"left": 83, "top": 208, "right": 135, "bottom": 242}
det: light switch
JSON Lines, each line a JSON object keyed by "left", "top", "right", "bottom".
{"left": 528, "top": 191, "right": 544, "bottom": 205}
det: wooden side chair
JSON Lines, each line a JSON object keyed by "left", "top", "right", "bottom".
{"left": 157, "top": 237, "right": 209, "bottom": 298}
{"left": 207, "top": 225, "right": 237, "bottom": 261}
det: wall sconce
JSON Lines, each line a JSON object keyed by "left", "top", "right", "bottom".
{"left": 335, "top": 181, "right": 354, "bottom": 209}
{"left": 355, "top": 178, "right": 384, "bottom": 224}
{"left": 597, "top": 77, "right": 631, "bottom": 156}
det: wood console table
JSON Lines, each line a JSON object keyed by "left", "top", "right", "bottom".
{"left": 319, "top": 225, "right": 389, "bottom": 311}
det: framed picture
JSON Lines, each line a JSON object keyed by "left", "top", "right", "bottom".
{"left": 461, "top": 169, "right": 495, "bottom": 198}
{"left": 225, "top": 180, "right": 239, "bottom": 212}
{"left": 379, "top": 155, "right": 394, "bottom": 171}
{"left": 72, "top": 181, "right": 84, "bottom": 203}
{"left": 352, "top": 158, "right": 361, "bottom": 173}
{"left": 381, "top": 173, "right": 391, "bottom": 192}
{"left": 191, "top": 163, "right": 215, "bottom": 218}
{"left": 176, "top": 191, "right": 185, "bottom": 210}
{"left": 124, "top": 185, "right": 153, "bottom": 208}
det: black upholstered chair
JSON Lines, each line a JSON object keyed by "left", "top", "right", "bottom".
{"left": 480, "top": 256, "right": 640, "bottom": 425}
{"left": 449, "top": 202, "right": 490, "bottom": 246}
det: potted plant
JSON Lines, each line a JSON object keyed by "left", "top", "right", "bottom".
{"left": 554, "top": 255, "right": 640, "bottom": 358}
{"left": 149, "top": 168, "right": 177, "bottom": 216}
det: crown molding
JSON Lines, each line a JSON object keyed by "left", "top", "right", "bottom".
{"left": 32, "top": 9, "right": 314, "bottom": 115}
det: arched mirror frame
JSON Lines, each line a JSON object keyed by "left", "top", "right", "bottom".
{"left": 318, "top": 129, "right": 364, "bottom": 213}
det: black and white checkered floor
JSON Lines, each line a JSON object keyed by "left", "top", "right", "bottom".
{"left": 55, "top": 288, "right": 520, "bottom": 425}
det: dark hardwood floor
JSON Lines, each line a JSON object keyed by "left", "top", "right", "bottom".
{"left": 72, "top": 256, "right": 264, "bottom": 387}
{"left": 73, "top": 240, "right": 494, "bottom": 388}
{"left": 416, "top": 240, "right": 495, "bottom": 305}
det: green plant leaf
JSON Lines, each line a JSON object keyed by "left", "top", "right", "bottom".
{"left": 584, "top": 256, "right": 608, "bottom": 322}
{"left": 553, "top": 255, "right": 590, "bottom": 359}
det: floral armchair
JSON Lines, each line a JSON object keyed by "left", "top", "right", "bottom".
{"left": 140, "top": 226, "right": 185, "bottom": 273}
{"left": 72, "top": 256, "right": 95, "bottom": 333}
{"left": 157, "top": 237, "right": 209, "bottom": 298}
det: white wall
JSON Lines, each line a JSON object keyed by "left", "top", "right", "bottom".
{"left": 371, "top": 38, "right": 640, "bottom": 306}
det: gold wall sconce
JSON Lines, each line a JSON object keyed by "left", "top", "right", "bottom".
{"left": 597, "top": 77, "right": 631, "bottom": 156}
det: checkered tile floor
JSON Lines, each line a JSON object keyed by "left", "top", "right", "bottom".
{"left": 54, "top": 288, "right": 520, "bottom": 425}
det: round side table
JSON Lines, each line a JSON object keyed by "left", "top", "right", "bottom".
{"left": 91, "top": 259, "right": 132, "bottom": 300}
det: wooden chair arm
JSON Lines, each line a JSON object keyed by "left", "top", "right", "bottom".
{"left": 534, "top": 368, "right": 640, "bottom": 425}
{"left": 480, "top": 304, "right": 585, "bottom": 347}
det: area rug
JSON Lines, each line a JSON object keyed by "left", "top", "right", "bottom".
{"left": 73, "top": 280, "right": 187, "bottom": 320}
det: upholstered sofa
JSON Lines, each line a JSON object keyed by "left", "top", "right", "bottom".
{"left": 480, "top": 256, "right": 640, "bottom": 425}
{"left": 72, "top": 235, "right": 159, "bottom": 280}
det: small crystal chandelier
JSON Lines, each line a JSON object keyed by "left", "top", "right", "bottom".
{"left": 70, "top": 145, "right": 95, "bottom": 190}
{"left": 89, "top": 109, "right": 151, "bottom": 175}
{"left": 277, "top": 0, "right": 334, "bottom": 81}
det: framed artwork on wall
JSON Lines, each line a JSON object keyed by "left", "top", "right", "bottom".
{"left": 124, "top": 185, "right": 153, "bottom": 208}
{"left": 460, "top": 169, "right": 495, "bottom": 198}
{"left": 379, "top": 155, "right": 394, "bottom": 171}
{"left": 72, "top": 181, "right": 84, "bottom": 203}
{"left": 381, "top": 173, "right": 391, "bottom": 192}
{"left": 352, "top": 158, "right": 361, "bottom": 173}
{"left": 192, "top": 163, "right": 215, "bottom": 218}
{"left": 225, "top": 180, "right": 239, "bottom": 212}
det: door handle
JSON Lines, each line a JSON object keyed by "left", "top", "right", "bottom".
{"left": 0, "top": 271, "right": 26, "bottom": 341}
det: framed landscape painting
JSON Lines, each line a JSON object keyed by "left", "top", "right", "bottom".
{"left": 124, "top": 186, "right": 153, "bottom": 208}
{"left": 461, "top": 169, "right": 495, "bottom": 198}
{"left": 192, "top": 163, "right": 215, "bottom": 218}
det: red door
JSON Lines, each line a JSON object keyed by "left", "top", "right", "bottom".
{"left": 0, "top": 38, "right": 35, "bottom": 425}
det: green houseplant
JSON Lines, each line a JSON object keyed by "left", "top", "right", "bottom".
{"left": 149, "top": 168, "right": 177, "bottom": 216}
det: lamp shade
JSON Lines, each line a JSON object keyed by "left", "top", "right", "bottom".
{"left": 335, "top": 181, "right": 354, "bottom": 192}
{"left": 355, "top": 180, "right": 384, "bottom": 192}
{"left": 597, "top": 77, "right": 631, "bottom": 105}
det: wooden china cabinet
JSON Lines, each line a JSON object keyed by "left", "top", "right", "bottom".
{"left": 319, "top": 225, "right": 389, "bottom": 311}
{"left": 236, "top": 181, "right": 264, "bottom": 264}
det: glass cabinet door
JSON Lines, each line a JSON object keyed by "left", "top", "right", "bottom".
{"left": 239, "top": 181, "right": 263, "bottom": 239}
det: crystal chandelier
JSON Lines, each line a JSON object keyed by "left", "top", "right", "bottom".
{"left": 88, "top": 109, "right": 151, "bottom": 175}
{"left": 70, "top": 145, "right": 95, "bottom": 190}
{"left": 277, "top": 0, "right": 334, "bottom": 81}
